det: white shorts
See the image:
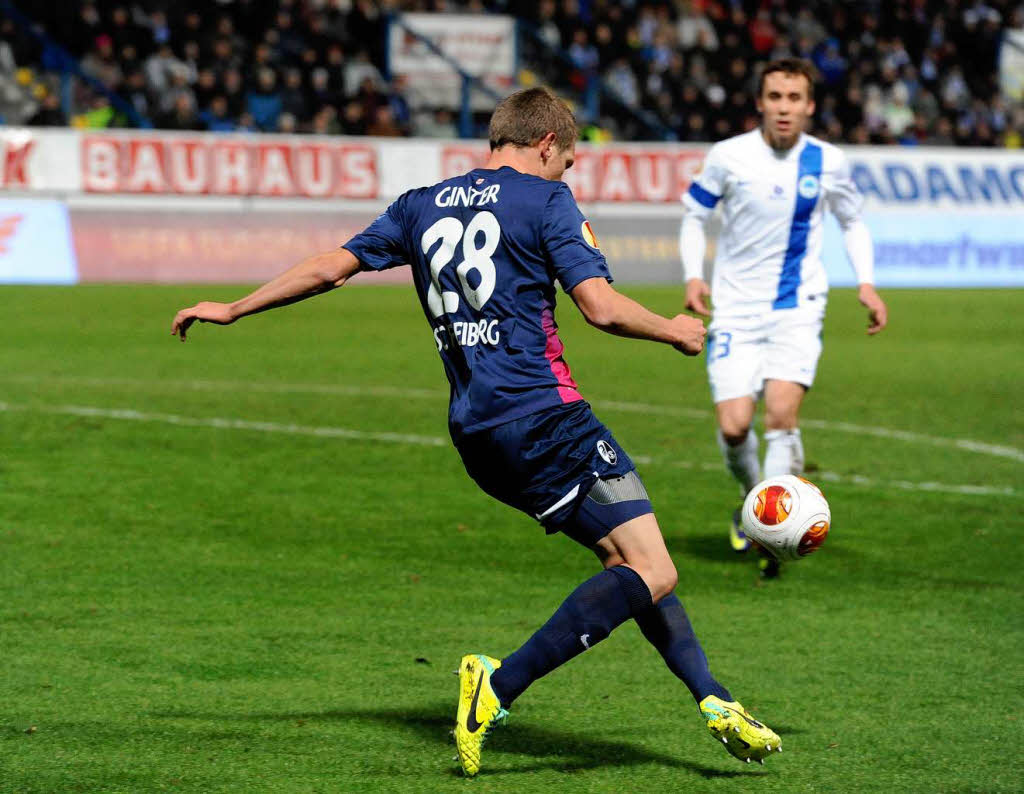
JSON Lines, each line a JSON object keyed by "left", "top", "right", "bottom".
{"left": 706, "top": 303, "right": 826, "bottom": 404}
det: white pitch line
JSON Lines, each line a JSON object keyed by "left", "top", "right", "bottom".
{"left": 3, "top": 373, "right": 1021, "bottom": 463}
{"left": 0, "top": 374, "right": 444, "bottom": 400}
{"left": 0, "top": 401, "right": 1016, "bottom": 498}
{"left": 0, "top": 402, "right": 447, "bottom": 447}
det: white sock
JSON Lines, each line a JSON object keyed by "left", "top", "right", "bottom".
{"left": 717, "top": 428, "right": 761, "bottom": 494}
{"left": 763, "top": 428, "right": 804, "bottom": 477}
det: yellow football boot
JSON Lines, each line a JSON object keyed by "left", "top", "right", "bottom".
{"left": 729, "top": 506, "right": 752, "bottom": 553}
{"left": 700, "top": 695, "right": 782, "bottom": 764}
{"left": 454, "top": 653, "right": 508, "bottom": 776}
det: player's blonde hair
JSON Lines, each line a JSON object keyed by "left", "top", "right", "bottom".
{"left": 488, "top": 87, "right": 577, "bottom": 152}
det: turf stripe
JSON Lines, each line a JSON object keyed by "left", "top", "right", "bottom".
{"left": 0, "top": 401, "right": 1016, "bottom": 498}
{"left": 2, "top": 374, "right": 1021, "bottom": 463}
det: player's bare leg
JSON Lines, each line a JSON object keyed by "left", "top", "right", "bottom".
{"left": 596, "top": 513, "right": 781, "bottom": 764}
{"left": 592, "top": 512, "right": 678, "bottom": 601}
{"left": 715, "top": 397, "right": 759, "bottom": 552}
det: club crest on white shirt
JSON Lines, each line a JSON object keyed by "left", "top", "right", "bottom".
{"left": 798, "top": 174, "right": 821, "bottom": 199}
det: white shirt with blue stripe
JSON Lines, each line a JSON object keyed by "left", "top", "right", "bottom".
{"left": 680, "top": 130, "right": 873, "bottom": 319}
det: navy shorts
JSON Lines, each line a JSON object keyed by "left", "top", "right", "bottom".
{"left": 455, "top": 401, "right": 653, "bottom": 547}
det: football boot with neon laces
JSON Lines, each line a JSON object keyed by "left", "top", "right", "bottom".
{"left": 700, "top": 695, "right": 782, "bottom": 764}
{"left": 454, "top": 653, "right": 508, "bottom": 776}
{"left": 728, "top": 505, "right": 752, "bottom": 553}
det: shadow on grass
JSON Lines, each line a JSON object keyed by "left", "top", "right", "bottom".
{"left": 666, "top": 531, "right": 865, "bottom": 566}
{"left": 152, "top": 702, "right": 759, "bottom": 778}
{"left": 665, "top": 532, "right": 746, "bottom": 564}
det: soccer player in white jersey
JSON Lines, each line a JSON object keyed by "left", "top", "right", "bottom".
{"left": 680, "top": 58, "right": 888, "bottom": 576}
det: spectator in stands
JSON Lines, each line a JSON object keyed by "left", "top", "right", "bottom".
{"left": 159, "top": 93, "right": 202, "bottom": 131}
{"left": 814, "top": 38, "right": 848, "bottom": 87}
{"left": 148, "top": 10, "right": 172, "bottom": 50}
{"left": 414, "top": 107, "right": 458, "bottom": 138}
{"left": 247, "top": 67, "right": 283, "bottom": 131}
{"left": 9, "top": 0, "right": 1022, "bottom": 148}
{"left": 311, "top": 105, "right": 341, "bottom": 136}
{"left": 123, "top": 70, "right": 152, "bottom": 119}
{"left": 343, "top": 49, "right": 384, "bottom": 98}
{"left": 248, "top": 43, "right": 278, "bottom": 89}
{"left": 68, "top": 4, "right": 103, "bottom": 59}
{"left": 535, "top": 0, "right": 562, "bottom": 50}
{"left": 278, "top": 112, "right": 298, "bottom": 134}
{"left": 175, "top": 11, "right": 205, "bottom": 55}
{"left": 194, "top": 68, "right": 219, "bottom": 111}
{"left": 605, "top": 57, "right": 640, "bottom": 109}
{"left": 341, "top": 101, "right": 367, "bottom": 135}
{"left": 200, "top": 95, "right": 236, "bottom": 132}
{"left": 748, "top": 10, "right": 777, "bottom": 55}
{"left": 81, "top": 35, "right": 122, "bottom": 91}
{"left": 883, "top": 83, "right": 915, "bottom": 136}
{"left": 74, "top": 95, "right": 114, "bottom": 128}
{"left": 568, "top": 29, "right": 599, "bottom": 73}
{"left": 180, "top": 40, "right": 202, "bottom": 86}
{"left": 210, "top": 37, "right": 244, "bottom": 78}
{"left": 274, "top": 10, "right": 307, "bottom": 65}
{"left": 1004, "top": 109, "right": 1024, "bottom": 148}
{"left": 27, "top": 91, "right": 66, "bottom": 126}
{"left": 222, "top": 69, "right": 246, "bottom": 118}
{"left": 366, "top": 105, "right": 404, "bottom": 137}
{"left": 681, "top": 109, "right": 708, "bottom": 142}
{"left": 305, "top": 13, "right": 336, "bottom": 63}
{"left": 324, "top": 44, "right": 348, "bottom": 96}
{"left": 158, "top": 71, "right": 196, "bottom": 117}
{"left": 387, "top": 75, "right": 413, "bottom": 135}
{"left": 308, "top": 66, "right": 344, "bottom": 115}
{"left": 144, "top": 44, "right": 183, "bottom": 96}
{"left": 280, "top": 68, "right": 310, "bottom": 124}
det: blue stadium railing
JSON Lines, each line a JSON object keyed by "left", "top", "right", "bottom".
{"left": 0, "top": 0, "right": 151, "bottom": 128}
{"left": 389, "top": 13, "right": 676, "bottom": 141}
{"left": 386, "top": 13, "right": 504, "bottom": 139}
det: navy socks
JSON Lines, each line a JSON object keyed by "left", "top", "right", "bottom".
{"left": 634, "top": 593, "right": 732, "bottom": 703}
{"left": 490, "top": 565, "right": 652, "bottom": 707}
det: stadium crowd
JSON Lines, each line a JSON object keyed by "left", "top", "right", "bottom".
{"left": 1, "top": 0, "right": 1021, "bottom": 146}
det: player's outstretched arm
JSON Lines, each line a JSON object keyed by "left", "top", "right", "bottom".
{"left": 570, "top": 276, "right": 706, "bottom": 355}
{"left": 858, "top": 283, "right": 888, "bottom": 335}
{"left": 171, "top": 248, "right": 361, "bottom": 341}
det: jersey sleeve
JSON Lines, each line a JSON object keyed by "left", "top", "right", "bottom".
{"left": 341, "top": 196, "right": 409, "bottom": 271}
{"left": 824, "top": 149, "right": 864, "bottom": 229}
{"left": 541, "top": 183, "right": 612, "bottom": 293}
{"left": 682, "top": 144, "right": 727, "bottom": 216}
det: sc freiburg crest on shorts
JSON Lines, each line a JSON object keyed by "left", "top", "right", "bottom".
{"left": 581, "top": 220, "right": 600, "bottom": 248}
{"left": 596, "top": 439, "right": 617, "bottom": 464}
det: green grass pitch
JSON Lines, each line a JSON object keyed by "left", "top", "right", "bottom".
{"left": 1, "top": 284, "right": 1021, "bottom": 793}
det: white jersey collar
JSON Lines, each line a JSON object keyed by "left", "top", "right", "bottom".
{"left": 757, "top": 128, "right": 806, "bottom": 161}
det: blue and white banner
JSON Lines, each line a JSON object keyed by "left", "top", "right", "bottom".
{"left": 822, "top": 148, "right": 1024, "bottom": 287}
{"left": 823, "top": 213, "right": 1024, "bottom": 288}
{"left": 0, "top": 198, "right": 78, "bottom": 284}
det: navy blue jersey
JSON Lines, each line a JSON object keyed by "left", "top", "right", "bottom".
{"left": 343, "top": 166, "right": 611, "bottom": 440}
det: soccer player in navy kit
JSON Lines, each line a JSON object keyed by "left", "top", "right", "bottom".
{"left": 172, "top": 88, "right": 780, "bottom": 776}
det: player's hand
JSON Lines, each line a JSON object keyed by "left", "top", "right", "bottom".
{"left": 171, "top": 301, "right": 236, "bottom": 341}
{"left": 858, "top": 284, "right": 888, "bottom": 335}
{"left": 670, "top": 313, "right": 707, "bottom": 356}
{"left": 684, "top": 278, "right": 711, "bottom": 317}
